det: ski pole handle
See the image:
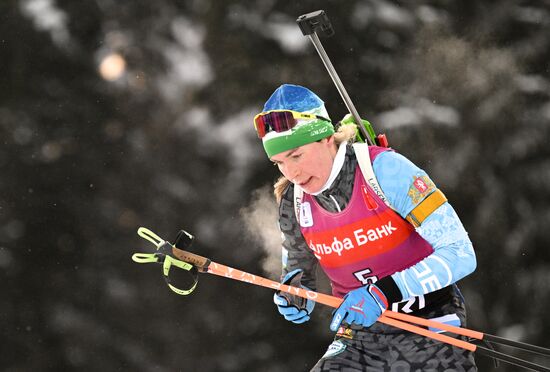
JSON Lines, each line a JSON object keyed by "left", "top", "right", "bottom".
{"left": 170, "top": 247, "right": 211, "bottom": 271}
{"left": 137, "top": 227, "right": 212, "bottom": 270}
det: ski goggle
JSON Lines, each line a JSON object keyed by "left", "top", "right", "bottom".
{"left": 253, "top": 109, "right": 331, "bottom": 139}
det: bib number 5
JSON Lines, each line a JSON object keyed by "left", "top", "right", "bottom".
{"left": 353, "top": 268, "right": 378, "bottom": 285}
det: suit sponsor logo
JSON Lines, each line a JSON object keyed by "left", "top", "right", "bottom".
{"left": 299, "top": 202, "right": 313, "bottom": 227}
{"left": 321, "top": 340, "right": 347, "bottom": 359}
{"left": 308, "top": 221, "right": 398, "bottom": 260}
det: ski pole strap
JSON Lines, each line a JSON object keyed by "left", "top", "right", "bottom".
{"left": 162, "top": 254, "right": 199, "bottom": 296}
{"left": 138, "top": 227, "right": 165, "bottom": 248}
{"left": 132, "top": 227, "right": 199, "bottom": 296}
{"left": 132, "top": 251, "right": 199, "bottom": 295}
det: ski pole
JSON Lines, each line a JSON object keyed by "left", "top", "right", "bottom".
{"left": 133, "top": 229, "right": 475, "bottom": 354}
{"left": 296, "top": 10, "right": 379, "bottom": 146}
{"left": 384, "top": 309, "right": 550, "bottom": 357}
{"left": 132, "top": 227, "right": 550, "bottom": 372}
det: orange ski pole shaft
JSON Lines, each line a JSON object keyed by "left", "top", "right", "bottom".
{"left": 168, "top": 244, "right": 550, "bottom": 350}
{"left": 134, "top": 228, "right": 550, "bottom": 371}
{"left": 383, "top": 309, "right": 550, "bottom": 356}
{"left": 196, "top": 257, "right": 550, "bottom": 370}
{"left": 384, "top": 309, "right": 483, "bottom": 339}
{"left": 170, "top": 247, "right": 475, "bottom": 351}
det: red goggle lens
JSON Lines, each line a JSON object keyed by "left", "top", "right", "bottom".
{"left": 254, "top": 111, "right": 297, "bottom": 139}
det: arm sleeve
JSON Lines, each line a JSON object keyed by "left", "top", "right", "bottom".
{"left": 373, "top": 151, "right": 477, "bottom": 299}
{"left": 278, "top": 185, "right": 318, "bottom": 291}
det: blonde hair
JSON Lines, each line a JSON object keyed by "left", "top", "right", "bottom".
{"left": 273, "top": 123, "right": 358, "bottom": 203}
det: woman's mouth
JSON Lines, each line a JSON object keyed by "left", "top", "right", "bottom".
{"left": 298, "top": 177, "right": 313, "bottom": 187}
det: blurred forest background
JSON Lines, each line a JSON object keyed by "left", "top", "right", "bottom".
{"left": 2, "top": 0, "right": 550, "bottom": 371}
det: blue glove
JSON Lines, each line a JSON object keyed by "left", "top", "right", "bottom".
{"left": 273, "top": 269, "right": 315, "bottom": 324}
{"left": 330, "top": 284, "right": 388, "bottom": 332}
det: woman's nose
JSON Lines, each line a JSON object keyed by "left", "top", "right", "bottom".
{"left": 283, "top": 162, "right": 300, "bottom": 180}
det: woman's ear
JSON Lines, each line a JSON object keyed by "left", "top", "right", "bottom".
{"left": 322, "top": 135, "right": 335, "bottom": 146}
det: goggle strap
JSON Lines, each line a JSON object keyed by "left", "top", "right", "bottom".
{"left": 253, "top": 110, "right": 330, "bottom": 139}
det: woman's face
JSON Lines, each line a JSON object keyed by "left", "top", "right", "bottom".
{"left": 270, "top": 136, "right": 337, "bottom": 194}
